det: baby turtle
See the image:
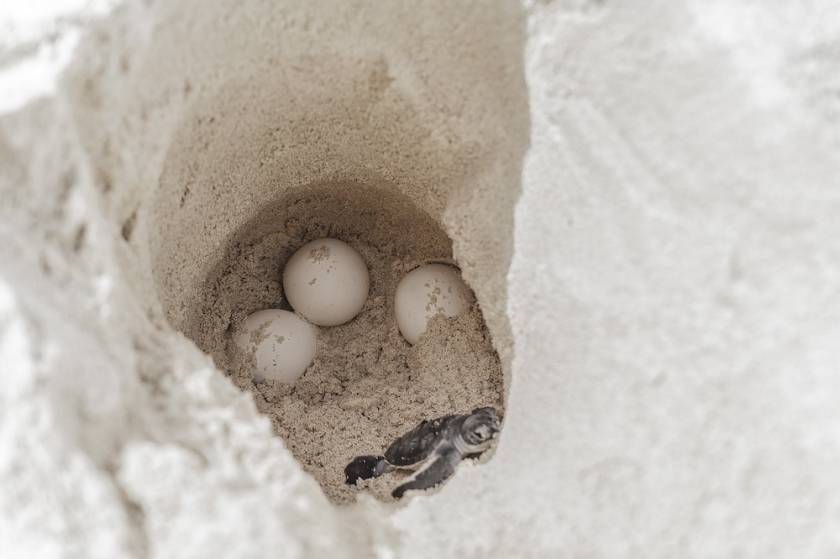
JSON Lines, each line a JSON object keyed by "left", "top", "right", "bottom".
{"left": 344, "top": 407, "right": 500, "bottom": 499}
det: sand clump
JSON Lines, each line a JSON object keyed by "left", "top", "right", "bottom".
{"left": 186, "top": 187, "right": 504, "bottom": 503}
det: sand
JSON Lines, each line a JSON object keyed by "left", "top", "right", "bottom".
{"left": 4, "top": 1, "right": 840, "bottom": 558}
{"left": 187, "top": 186, "right": 503, "bottom": 503}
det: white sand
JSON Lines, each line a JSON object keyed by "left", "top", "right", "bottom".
{"left": 2, "top": 1, "right": 840, "bottom": 557}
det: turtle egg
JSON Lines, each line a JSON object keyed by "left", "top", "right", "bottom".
{"left": 234, "top": 309, "right": 316, "bottom": 383}
{"left": 282, "top": 238, "right": 370, "bottom": 326}
{"left": 394, "top": 263, "right": 474, "bottom": 345}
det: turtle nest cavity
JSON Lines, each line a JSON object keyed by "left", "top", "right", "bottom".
{"left": 184, "top": 185, "right": 504, "bottom": 503}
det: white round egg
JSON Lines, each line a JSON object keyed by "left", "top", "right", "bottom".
{"left": 234, "top": 309, "right": 316, "bottom": 383}
{"left": 282, "top": 238, "right": 370, "bottom": 326}
{"left": 394, "top": 263, "right": 474, "bottom": 345}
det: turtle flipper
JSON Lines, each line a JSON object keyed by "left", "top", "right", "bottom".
{"left": 345, "top": 455, "right": 387, "bottom": 485}
{"left": 392, "top": 445, "right": 460, "bottom": 499}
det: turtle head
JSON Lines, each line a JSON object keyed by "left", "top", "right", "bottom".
{"left": 461, "top": 407, "right": 500, "bottom": 448}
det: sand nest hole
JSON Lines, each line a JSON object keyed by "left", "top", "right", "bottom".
{"left": 177, "top": 185, "right": 503, "bottom": 503}
{"left": 145, "top": 29, "right": 527, "bottom": 503}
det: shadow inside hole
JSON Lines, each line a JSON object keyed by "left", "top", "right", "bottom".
{"left": 184, "top": 181, "right": 506, "bottom": 503}
{"left": 136, "top": 0, "right": 533, "bottom": 507}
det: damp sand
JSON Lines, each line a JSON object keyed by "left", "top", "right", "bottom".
{"left": 186, "top": 188, "right": 504, "bottom": 503}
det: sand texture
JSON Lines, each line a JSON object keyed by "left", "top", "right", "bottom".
{"left": 3, "top": 1, "right": 840, "bottom": 558}
{"left": 188, "top": 187, "right": 503, "bottom": 503}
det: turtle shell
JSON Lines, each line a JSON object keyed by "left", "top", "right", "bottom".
{"left": 384, "top": 414, "right": 456, "bottom": 467}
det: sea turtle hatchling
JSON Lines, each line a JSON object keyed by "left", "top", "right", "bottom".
{"left": 344, "top": 407, "right": 500, "bottom": 499}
